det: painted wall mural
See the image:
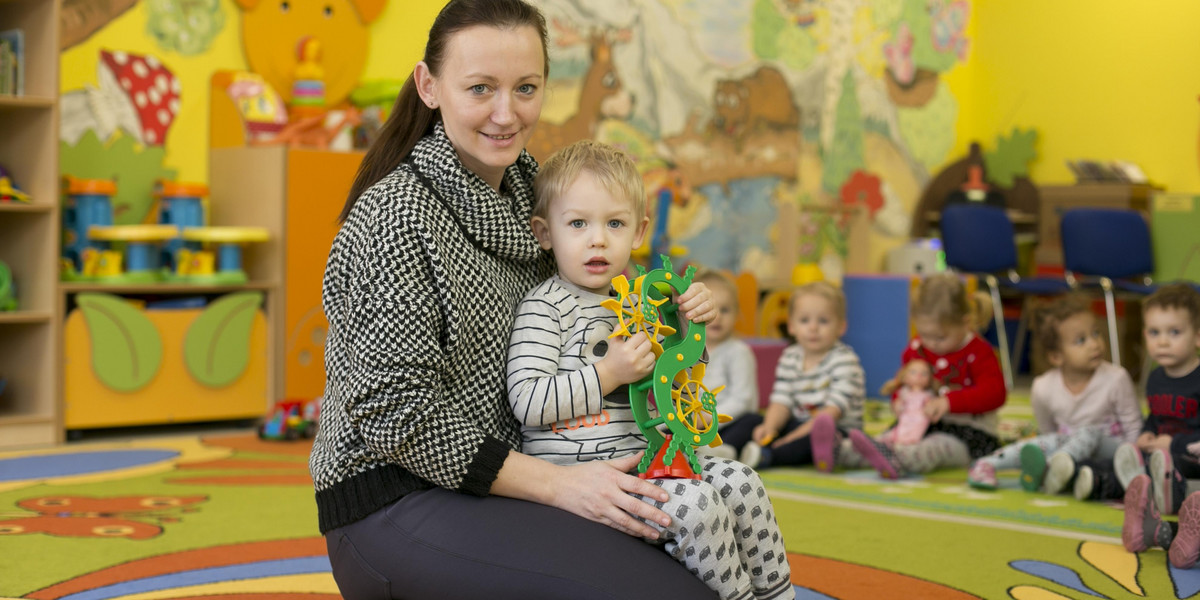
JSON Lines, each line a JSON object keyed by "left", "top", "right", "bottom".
{"left": 534, "top": 0, "right": 969, "bottom": 282}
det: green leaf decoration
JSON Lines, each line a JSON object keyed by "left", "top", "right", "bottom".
{"left": 76, "top": 293, "right": 163, "bottom": 392}
{"left": 984, "top": 128, "right": 1039, "bottom": 187}
{"left": 184, "top": 292, "right": 264, "bottom": 388}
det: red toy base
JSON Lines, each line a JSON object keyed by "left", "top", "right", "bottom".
{"left": 639, "top": 434, "right": 702, "bottom": 480}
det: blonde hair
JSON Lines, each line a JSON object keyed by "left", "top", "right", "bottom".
{"left": 790, "top": 281, "right": 846, "bottom": 322}
{"left": 693, "top": 268, "right": 739, "bottom": 313}
{"left": 1034, "top": 294, "right": 1094, "bottom": 357}
{"left": 1144, "top": 283, "right": 1200, "bottom": 329}
{"left": 533, "top": 140, "right": 645, "bottom": 220}
{"left": 913, "top": 272, "right": 991, "bottom": 332}
{"left": 880, "top": 358, "right": 932, "bottom": 396}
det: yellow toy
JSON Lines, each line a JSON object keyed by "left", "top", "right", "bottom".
{"left": 172, "top": 226, "right": 270, "bottom": 284}
{"left": 84, "top": 224, "right": 180, "bottom": 283}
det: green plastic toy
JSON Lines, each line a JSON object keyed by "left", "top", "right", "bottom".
{"left": 0, "top": 260, "right": 15, "bottom": 311}
{"left": 602, "top": 256, "right": 729, "bottom": 479}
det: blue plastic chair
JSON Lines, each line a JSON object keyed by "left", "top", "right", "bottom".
{"left": 1060, "top": 208, "right": 1158, "bottom": 367}
{"left": 940, "top": 204, "right": 1071, "bottom": 387}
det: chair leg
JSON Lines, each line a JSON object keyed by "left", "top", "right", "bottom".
{"left": 1012, "top": 297, "right": 1032, "bottom": 379}
{"left": 986, "top": 275, "right": 1013, "bottom": 390}
{"left": 1101, "top": 277, "right": 1121, "bottom": 367}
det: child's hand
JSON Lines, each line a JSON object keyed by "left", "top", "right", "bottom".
{"left": 599, "top": 332, "right": 656, "bottom": 386}
{"left": 1135, "top": 432, "right": 1157, "bottom": 451}
{"left": 751, "top": 424, "right": 775, "bottom": 445}
{"left": 924, "top": 396, "right": 951, "bottom": 422}
{"left": 677, "top": 281, "right": 715, "bottom": 323}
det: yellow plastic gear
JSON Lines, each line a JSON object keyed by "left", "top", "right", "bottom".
{"left": 600, "top": 274, "right": 676, "bottom": 356}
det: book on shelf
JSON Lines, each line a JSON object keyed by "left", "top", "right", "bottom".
{"left": 0, "top": 28, "right": 24, "bottom": 96}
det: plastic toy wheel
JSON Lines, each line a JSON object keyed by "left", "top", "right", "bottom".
{"left": 672, "top": 377, "right": 718, "bottom": 435}
{"left": 602, "top": 275, "right": 676, "bottom": 354}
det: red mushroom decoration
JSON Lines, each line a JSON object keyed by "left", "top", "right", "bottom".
{"left": 97, "top": 50, "right": 181, "bottom": 146}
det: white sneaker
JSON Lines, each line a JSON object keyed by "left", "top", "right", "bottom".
{"left": 703, "top": 444, "right": 737, "bottom": 460}
{"left": 1114, "top": 442, "right": 1146, "bottom": 491}
{"left": 1074, "top": 465, "right": 1095, "bottom": 501}
{"left": 1149, "top": 449, "right": 1175, "bottom": 515}
{"left": 739, "top": 443, "right": 763, "bottom": 468}
{"left": 1044, "top": 452, "right": 1075, "bottom": 494}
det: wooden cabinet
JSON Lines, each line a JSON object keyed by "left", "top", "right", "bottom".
{"left": 0, "top": 0, "right": 60, "bottom": 448}
{"left": 210, "top": 147, "right": 363, "bottom": 401}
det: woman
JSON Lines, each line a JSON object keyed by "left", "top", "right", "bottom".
{"left": 310, "top": 1, "right": 721, "bottom": 598}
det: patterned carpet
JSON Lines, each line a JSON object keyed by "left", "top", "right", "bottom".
{"left": 1, "top": 431, "right": 1196, "bottom": 600}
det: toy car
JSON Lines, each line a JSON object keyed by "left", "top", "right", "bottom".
{"left": 258, "top": 398, "right": 320, "bottom": 441}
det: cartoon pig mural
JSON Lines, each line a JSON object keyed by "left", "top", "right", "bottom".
{"left": 234, "top": 0, "right": 386, "bottom": 108}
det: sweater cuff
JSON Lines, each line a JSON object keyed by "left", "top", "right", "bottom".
{"left": 459, "top": 435, "right": 511, "bottom": 496}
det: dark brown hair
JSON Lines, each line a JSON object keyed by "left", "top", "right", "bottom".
{"left": 338, "top": 0, "right": 549, "bottom": 223}
{"left": 1144, "top": 282, "right": 1200, "bottom": 329}
{"left": 1035, "top": 294, "right": 1093, "bottom": 357}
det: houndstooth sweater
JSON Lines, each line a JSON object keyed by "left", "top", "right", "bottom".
{"left": 309, "top": 124, "right": 554, "bottom": 533}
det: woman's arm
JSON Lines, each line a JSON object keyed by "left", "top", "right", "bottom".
{"left": 491, "top": 450, "right": 673, "bottom": 539}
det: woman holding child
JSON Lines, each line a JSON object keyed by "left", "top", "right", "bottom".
{"left": 309, "top": 1, "right": 722, "bottom": 598}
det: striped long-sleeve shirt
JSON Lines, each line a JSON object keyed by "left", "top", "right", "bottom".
{"left": 768, "top": 341, "right": 865, "bottom": 430}
{"left": 506, "top": 275, "right": 646, "bottom": 464}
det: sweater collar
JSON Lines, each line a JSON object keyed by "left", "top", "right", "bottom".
{"left": 410, "top": 123, "right": 543, "bottom": 262}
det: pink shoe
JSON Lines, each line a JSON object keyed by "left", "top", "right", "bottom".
{"left": 1170, "top": 493, "right": 1200, "bottom": 569}
{"left": 1123, "top": 474, "right": 1172, "bottom": 553}
{"left": 810, "top": 413, "right": 839, "bottom": 473}
{"left": 849, "top": 429, "right": 901, "bottom": 479}
{"left": 967, "top": 461, "right": 998, "bottom": 490}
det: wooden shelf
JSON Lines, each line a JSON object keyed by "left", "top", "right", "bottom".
{"left": 0, "top": 310, "right": 51, "bottom": 324}
{"left": 0, "top": 95, "right": 56, "bottom": 109}
{"left": 0, "top": 203, "right": 53, "bottom": 213}
{"left": 60, "top": 281, "right": 281, "bottom": 294}
{"left": 0, "top": 412, "right": 53, "bottom": 426}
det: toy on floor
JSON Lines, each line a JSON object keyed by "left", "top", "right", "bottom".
{"left": 603, "top": 256, "right": 729, "bottom": 479}
{"left": 0, "top": 260, "right": 14, "bottom": 311}
{"left": 258, "top": 398, "right": 320, "bottom": 441}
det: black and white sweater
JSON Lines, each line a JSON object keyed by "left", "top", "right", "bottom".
{"left": 309, "top": 124, "right": 554, "bottom": 533}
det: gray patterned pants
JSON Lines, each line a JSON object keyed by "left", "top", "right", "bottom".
{"left": 633, "top": 457, "right": 794, "bottom": 600}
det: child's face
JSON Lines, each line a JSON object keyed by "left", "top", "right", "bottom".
{"left": 1143, "top": 306, "right": 1200, "bottom": 373}
{"left": 912, "top": 315, "right": 969, "bottom": 356}
{"left": 903, "top": 363, "right": 932, "bottom": 389}
{"left": 1049, "top": 311, "right": 1105, "bottom": 373}
{"left": 787, "top": 293, "right": 845, "bottom": 356}
{"left": 530, "top": 170, "right": 649, "bottom": 295}
{"left": 706, "top": 282, "right": 738, "bottom": 346}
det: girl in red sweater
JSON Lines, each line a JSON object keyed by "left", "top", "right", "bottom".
{"left": 843, "top": 272, "right": 1008, "bottom": 477}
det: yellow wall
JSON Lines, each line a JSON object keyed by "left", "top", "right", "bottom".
{"left": 952, "top": 1, "right": 1200, "bottom": 193}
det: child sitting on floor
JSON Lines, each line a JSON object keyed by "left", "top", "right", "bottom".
{"left": 964, "top": 294, "right": 1141, "bottom": 496}
{"left": 843, "top": 272, "right": 1007, "bottom": 478}
{"left": 691, "top": 269, "right": 759, "bottom": 460}
{"left": 506, "top": 140, "right": 794, "bottom": 600}
{"left": 723, "top": 281, "right": 866, "bottom": 473}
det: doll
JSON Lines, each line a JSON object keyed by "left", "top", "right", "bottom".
{"left": 879, "top": 359, "right": 935, "bottom": 447}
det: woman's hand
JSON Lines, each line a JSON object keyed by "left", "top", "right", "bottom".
{"left": 924, "top": 396, "right": 951, "bottom": 422}
{"left": 678, "top": 281, "right": 715, "bottom": 323}
{"left": 548, "top": 453, "right": 672, "bottom": 539}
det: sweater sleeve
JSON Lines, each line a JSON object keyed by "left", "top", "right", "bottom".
{"left": 506, "top": 291, "right": 605, "bottom": 426}
{"left": 769, "top": 346, "right": 804, "bottom": 409}
{"left": 336, "top": 205, "right": 507, "bottom": 495}
{"left": 825, "top": 346, "right": 866, "bottom": 421}
{"left": 1030, "top": 374, "right": 1057, "bottom": 435}
{"left": 715, "top": 340, "right": 760, "bottom": 419}
{"left": 1109, "top": 366, "right": 1144, "bottom": 443}
{"left": 945, "top": 338, "right": 1007, "bottom": 414}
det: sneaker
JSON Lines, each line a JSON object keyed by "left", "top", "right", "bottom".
{"left": 740, "top": 443, "right": 770, "bottom": 468}
{"left": 1074, "top": 465, "right": 1095, "bottom": 501}
{"left": 848, "top": 429, "right": 902, "bottom": 479}
{"left": 1044, "top": 451, "right": 1075, "bottom": 495}
{"left": 810, "top": 413, "right": 839, "bottom": 473}
{"left": 1170, "top": 493, "right": 1200, "bottom": 569}
{"left": 1123, "top": 474, "right": 1174, "bottom": 553}
{"left": 967, "top": 461, "right": 998, "bottom": 490}
{"left": 1019, "top": 444, "right": 1047, "bottom": 492}
{"left": 1114, "top": 442, "right": 1146, "bottom": 491}
{"left": 1150, "top": 449, "right": 1174, "bottom": 515}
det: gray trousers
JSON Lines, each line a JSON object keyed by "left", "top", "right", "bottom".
{"left": 325, "top": 487, "right": 720, "bottom": 600}
{"left": 636, "top": 457, "right": 795, "bottom": 600}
